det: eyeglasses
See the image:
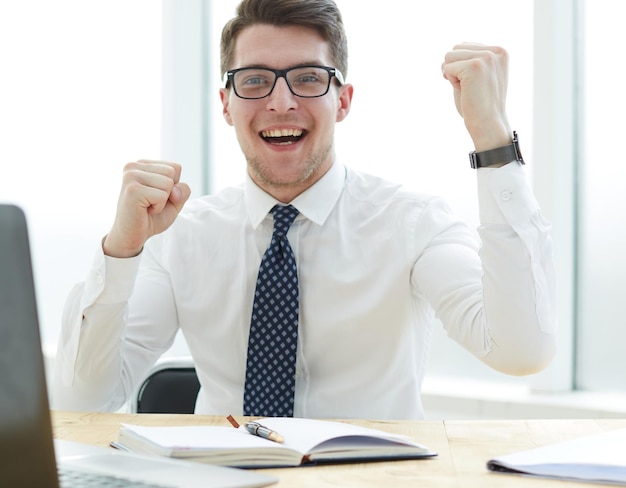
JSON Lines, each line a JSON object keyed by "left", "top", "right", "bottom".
{"left": 223, "top": 65, "right": 345, "bottom": 100}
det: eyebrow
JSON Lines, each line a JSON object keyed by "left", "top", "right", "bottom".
{"left": 235, "top": 61, "right": 328, "bottom": 70}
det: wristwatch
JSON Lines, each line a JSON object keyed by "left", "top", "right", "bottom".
{"left": 469, "top": 131, "right": 524, "bottom": 169}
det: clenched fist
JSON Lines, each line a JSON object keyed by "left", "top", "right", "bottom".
{"left": 103, "top": 160, "right": 191, "bottom": 258}
{"left": 442, "top": 43, "right": 512, "bottom": 152}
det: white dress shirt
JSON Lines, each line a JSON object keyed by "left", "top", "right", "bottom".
{"left": 53, "top": 161, "right": 556, "bottom": 419}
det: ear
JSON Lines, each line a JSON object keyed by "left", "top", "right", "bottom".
{"left": 220, "top": 88, "right": 234, "bottom": 126}
{"left": 335, "top": 83, "right": 354, "bottom": 123}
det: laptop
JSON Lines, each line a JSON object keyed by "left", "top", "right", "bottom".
{"left": 0, "top": 204, "right": 277, "bottom": 488}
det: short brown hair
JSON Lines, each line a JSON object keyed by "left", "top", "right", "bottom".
{"left": 220, "top": 0, "right": 349, "bottom": 79}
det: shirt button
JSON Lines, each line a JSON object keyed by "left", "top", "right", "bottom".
{"left": 96, "top": 273, "right": 104, "bottom": 284}
{"left": 500, "top": 190, "right": 513, "bottom": 201}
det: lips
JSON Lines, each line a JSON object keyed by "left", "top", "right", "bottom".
{"left": 260, "top": 128, "right": 305, "bottom": 145}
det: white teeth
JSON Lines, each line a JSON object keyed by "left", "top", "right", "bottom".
{"left": 262, "top": 128, "right": 303, "bottom": 138}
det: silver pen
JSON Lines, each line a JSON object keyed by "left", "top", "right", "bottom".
{"left": 245, "top": 421, "right": 285, "bottom": 443}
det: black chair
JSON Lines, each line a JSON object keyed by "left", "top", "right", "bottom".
{"left": 133, "top": 357, "right": 200, "bottom": 414}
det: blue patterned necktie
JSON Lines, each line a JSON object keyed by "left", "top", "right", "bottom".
{"left": 244, "top": 204, "right": 300, "bottom": 417}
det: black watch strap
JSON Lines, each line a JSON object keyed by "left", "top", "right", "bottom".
{"left": 469, "top": 131, "right": 524, "bottom": 169}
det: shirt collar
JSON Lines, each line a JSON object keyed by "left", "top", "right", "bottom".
{"left": 245, "top": 162, "right": 346, "bottom": 228}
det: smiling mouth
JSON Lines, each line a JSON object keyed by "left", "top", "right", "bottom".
{"left": 260, "top": 128, "right": 305, "bottom": 145}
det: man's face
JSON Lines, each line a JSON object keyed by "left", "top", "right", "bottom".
{"left": 220, "top": 24, "right": 353, "bottom": 202}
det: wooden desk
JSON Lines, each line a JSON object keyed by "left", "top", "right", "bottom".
{"left": 52, "top": 411, "right": 626, "bottom": 487}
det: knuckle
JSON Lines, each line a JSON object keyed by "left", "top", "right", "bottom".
{"left": 123, "top": 179, "right": 144, "bottom": 198}
{"left": 122, "top": 166, "right": 142, "bottom": 184}
{"left": 492, "top": 45, "right": 508, "bottom": 59}
{"left": 468, "top": 57, "right": 486, "bottom": 72}
{"left": 164, "top": 164, "right": 178, "bottom": 179}
{"left": 123, "top": 161, "right": 141, "bottom": 172}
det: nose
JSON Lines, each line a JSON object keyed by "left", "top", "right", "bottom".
{"left": 265, "top": 76, "right": 298, "bottom": 112}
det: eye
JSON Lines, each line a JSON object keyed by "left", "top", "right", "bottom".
{"left": 295, "top": 73, "right": 322, "bottom": 84}
{"left": 290, "top": 68, "right": 328, "bottom": 88}
{"left": 235, "top": 69, "right": 275, "bottom": 88}
{"left": 241, "top": 75, "right": 271, "bottom": 87}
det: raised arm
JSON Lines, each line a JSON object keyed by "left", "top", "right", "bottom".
{"left": 52, "top": 160, "right": 191, "bottom": 411}
{"left": 428, "top": 43, "right": 557, "bottom": 374}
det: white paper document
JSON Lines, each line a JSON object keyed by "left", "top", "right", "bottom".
{"left": 487, "top": 427, "right": 626, "bottom": 484}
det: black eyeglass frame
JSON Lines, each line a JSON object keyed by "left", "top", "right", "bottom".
{"left": 223, "top": 65, "right": 345, "bottom": 100}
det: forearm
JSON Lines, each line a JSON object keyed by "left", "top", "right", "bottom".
{"left": 52, "top": 289, "right": 133, "bottom": 412}
{"left": 477, "top": 221, "right": 556, "bottom": 374}
{"left": 51, "top": 251, "right": 143, "bottom": 411}
{"left": 475, "top": 162, "right": 557, "bottom": 373}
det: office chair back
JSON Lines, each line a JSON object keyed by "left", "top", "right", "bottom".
{"left": 134, "top": 358, "right": 200, "bottom": 414}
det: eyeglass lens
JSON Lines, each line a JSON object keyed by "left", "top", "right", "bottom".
{"left": 232, "top": 67, "right": 332, "bottom": 99}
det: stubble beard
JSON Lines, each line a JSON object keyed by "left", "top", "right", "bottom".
{"left": 246, "top": 142, "right": 333, "bottom": 191}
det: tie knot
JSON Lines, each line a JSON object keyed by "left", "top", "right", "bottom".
{"left": 271, "top": 205, "right": 299, "bottom": 237}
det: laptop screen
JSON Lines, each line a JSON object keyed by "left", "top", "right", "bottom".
{"left": 0, "top": 204, "right": 59, "bottom": 486}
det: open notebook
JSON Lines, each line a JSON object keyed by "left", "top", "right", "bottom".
{"left": 0, "top": 204, "right": 277, "bottom": 488}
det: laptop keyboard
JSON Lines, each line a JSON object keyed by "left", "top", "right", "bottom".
{"left": 58, "top": 467, "right": 175, "bottom": 488}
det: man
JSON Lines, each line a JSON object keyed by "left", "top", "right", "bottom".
{"left": 53, "top": 0, "right": 556, "bottom": 420}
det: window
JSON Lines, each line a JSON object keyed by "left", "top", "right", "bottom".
{"left": 0, "top": 1, "right": 162, "bottom": 345}
{"left": 6, "top": 0, "right": 621, "bottom": 404}
{"left": 576, "top": 1, "right": 626, "bottom": 391}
